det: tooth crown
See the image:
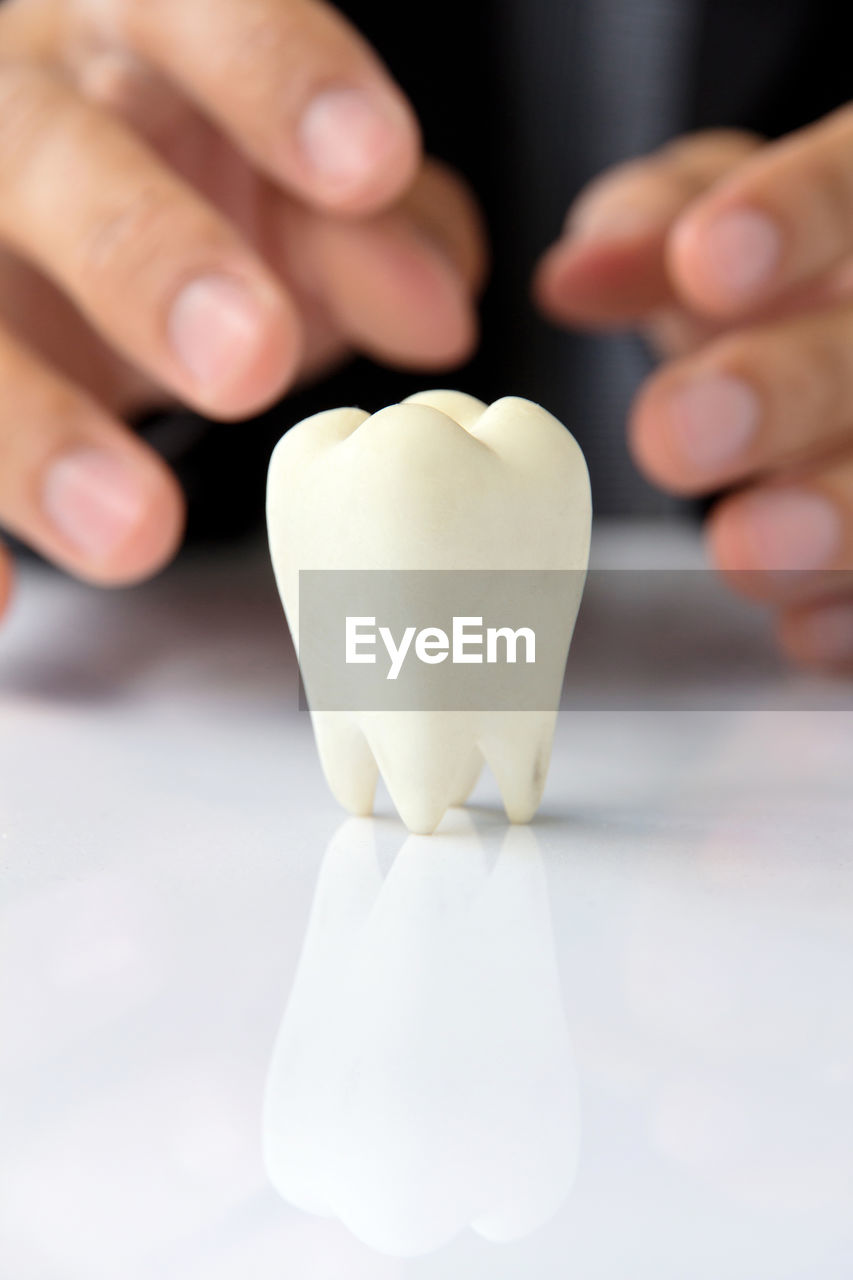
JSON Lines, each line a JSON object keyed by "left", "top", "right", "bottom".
{"left": 267, "top": 391, "right": 592, "bottom": 833}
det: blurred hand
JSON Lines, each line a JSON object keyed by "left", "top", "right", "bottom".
{"left": 535, "top": 118, "right": 853, "bottom": 672}
{"left": 0, "top": 0, "right": 486, "bottom": 616}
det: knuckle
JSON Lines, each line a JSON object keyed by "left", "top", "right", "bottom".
{"left": 223, "top": 5, "right": 324, "bottom": 101}
{"left": 77, "top": 48, "right": 153, "bottom": 114}
{"left": 78, "top": 181, "right": 232, "bottom": 306}
{"left": 227, "top": 2, "right": 356, "bottom": 95}
{"left": 785, "top": 348, "right": 837, "bottom": 423}
{"left": 229, "top": 7, "right": 292, "bottom": 67}
{"left": 715, "top": 331, "right": 785, "bottom": 400}
{"left": 805, "top": 311, "right": 853, "bottom": 425}
{"left": 0, "top": 61, "right": 58, "bottom": 170}
{"left": 79, "top": 184, "right": 173, "bottom": 286}
{"left": 101, "top": 0, "right": 160, "bottom": 37}
{"left": 717, "top": 317, "right": 848, "bottom": 430}
{"left": 0, "top": 366, "right": 88, "bottom": 479}
{"left": 3, "top": 358, "right": 70, "bottom": 427}
{"left": 713, "top": 330, "right": 768, "bottom": 378}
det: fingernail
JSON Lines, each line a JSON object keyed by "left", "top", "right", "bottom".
{"left": 796, "top": 602, "right": 853, "bottom": 662}
{"left": 169, "top": 275, "right": 267, "bottom": 390}
{"left": 299, "top": 87, "right": 402, "bottom": 189}
{"left": 43, "top": 449, "right": 146, "bottom": 561}
{"left": 666, "top": 373, "right": 760, "bottom": 472}
{"left": 738, "top": 489, "right": 842, "bottom": 572}
{"left": 700, "top": 209, "right": 781, "bottom": 302}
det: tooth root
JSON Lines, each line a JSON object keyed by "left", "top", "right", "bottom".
{"left": 312, "top": 712, "right": 379, "bottom": 817}
{"left": 478, "top": 713, "right": 556, "bottom": 824}
{"left": 364, "top": 713, "right": 477, "bottom": 835}
{"left": 450, "top": 748, "right": 483, "bottom": 807}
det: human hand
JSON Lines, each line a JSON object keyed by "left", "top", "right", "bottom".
{"left": 535, "top": 119, "right": 853, "bottom": 671}
{"left": 0, "top": 0, "right": 485, "bottom": 617}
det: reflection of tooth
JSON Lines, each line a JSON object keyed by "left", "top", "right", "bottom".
{"left": 267, "top": 391, "right": 591, "bottom": 832}
{"left": 262, "top": 819, "right": 383, "bottom": 1217}
{"left": 263, "top": 814, "right": 581, "bottom": 1257}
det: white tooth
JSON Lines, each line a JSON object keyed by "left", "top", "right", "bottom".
{"left": 450, "top": 745, "right": 483, "bottom": 806}
{"left": 361, "top": 710, "right": 484, "bottom": 836}
{"left": 267, "top": 391, "right": 591, "bottom": 832}
{"left": 478, "top": 709, "right": 557, "bottom": 823}
{"left": 311, "top": 712, "right": 378, "bottom": 817}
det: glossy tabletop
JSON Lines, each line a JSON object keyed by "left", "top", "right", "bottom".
{"left": 1, "top": 523, "right": 852, "bottom": 1280}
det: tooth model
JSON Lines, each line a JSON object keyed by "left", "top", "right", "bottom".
{"left": 267, "top": 391, "right": 591, "bottom": 833}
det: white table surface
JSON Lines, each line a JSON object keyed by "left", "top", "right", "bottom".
{"left": 1, "top": 521, "right": 852, "bottom": 1280}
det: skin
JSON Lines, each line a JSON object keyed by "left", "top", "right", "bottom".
{"left": 0, "top": 0, "right": 485, "bottom": 601}
{"left": 535, "top": 122, "right": 853, "bottom": 672}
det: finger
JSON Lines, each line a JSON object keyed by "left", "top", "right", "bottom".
{"left": 114, "top": 0, "right": 420, "bottom": 215}
{"left": 534, "top": 130, "right": 760, "bottom": 327}
{"left": 293, "top": 207, "right": 479, "bottom": 369}
{"left": 0, "top": 323, "right": 184, "bottom": 586}
{"left": 670, "top": 104, "right": 853, "bottom": 318}
{"left": 0, "top": 64, "right": 301, "bottom": 420}
{"left": 268, "top": 160, "right": 484, "bottom": 369}
{"left": 630, "top": 302, "right": 853, "bottom": 496}
{"left": 641, "top": 258, "right": 853, "bottom": 361}
{"left": 641, "top": 306, "right": 723, "bottom": 359}
{"left": 399, "top": 160, "right": 489, "bottom": 297}
{"left": 706, "top": 458, "right": 853, "bottom": 605}
{"left": 777, "top": 597, "right": 853, "bottom": 671}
